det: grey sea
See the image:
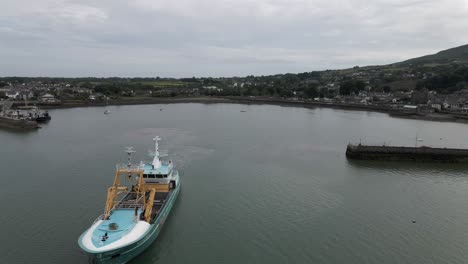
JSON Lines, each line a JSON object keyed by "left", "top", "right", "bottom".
{"left": 1, "top": 103, "right": 468, "bottom": 264}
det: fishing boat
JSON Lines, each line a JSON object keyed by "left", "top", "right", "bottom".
{"left": 17, "top": 100, "right": 52, "bottom": 123}
{"left": 0, "top": 102, "right": 39, "bottom": 129}
{"left": 78, "top": 137, "right": 180, "bottom": 263}
{"left": 34, "top": 110, "right": 51, "bottom": 122}
{"left": 104, "top": 110, "right": 110, "bottom": 114}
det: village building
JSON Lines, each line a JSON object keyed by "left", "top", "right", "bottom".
{"left": 40, "top": 93, "right": 58, "bottom": 103}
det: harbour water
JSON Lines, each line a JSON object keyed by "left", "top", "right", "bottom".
{"left": 1, "top": 103, "right": 468, "bottom": 264}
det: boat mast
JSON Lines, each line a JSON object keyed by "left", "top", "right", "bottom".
{"left": 125, "top": 147, "right": 136, "bottom": 168}
{"left": 1, "top": 101, "right": 13, "bottom": 117}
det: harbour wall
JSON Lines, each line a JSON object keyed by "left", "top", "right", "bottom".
{"left": 346, "top": 144, "right": 468, "bottom": 162}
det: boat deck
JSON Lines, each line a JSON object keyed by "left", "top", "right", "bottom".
{"left": 92, "top": 209, "right": 138, "bottom": 247}
{"left": 91, "top": 190, "right": 171, "bottom": 248}
{"left": 149, "top": 191, "right": 170, "bottom": 224}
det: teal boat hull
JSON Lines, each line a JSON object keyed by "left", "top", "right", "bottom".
{"left": 79, "top": 183, "right": 180, "bottom": 264}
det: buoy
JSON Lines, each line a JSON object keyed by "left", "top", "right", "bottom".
{"left": 412, "top": 220, "right": 416, "bottom": 223}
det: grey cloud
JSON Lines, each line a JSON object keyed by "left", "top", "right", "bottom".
{"left": 1, "top": 0, "right": 468, "bottom": 77}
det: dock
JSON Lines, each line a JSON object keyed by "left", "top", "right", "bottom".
{"left": 346, "top": 144, "right": 468, "bottom": 162}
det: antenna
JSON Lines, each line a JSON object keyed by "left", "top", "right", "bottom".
{"left": 151, "top": 136, "right": 162, "bottom": 168}
{"left": 125, "top": 147, "right": 136, "bottom": 167}
{"left": 153, "top": 136, "right": 161, "bottom": 155}
{"left": 153, "top": 136, "right": 161, "bottom": 147}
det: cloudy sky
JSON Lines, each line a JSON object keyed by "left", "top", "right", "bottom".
{"left": 1, "top": 0, "right": 468, "bottom": 77}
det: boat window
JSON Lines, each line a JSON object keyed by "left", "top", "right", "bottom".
{"left": 143, "top": 174, "right": 148, "bottom": 178}
{"left": 164, "top": 175, "right": 168, "bottom": 178}
{"left": 148, "top": 174, "right": 155, "bottom": 178}
{"left": 156, "top": 174, "right": 163, "bottom": 178}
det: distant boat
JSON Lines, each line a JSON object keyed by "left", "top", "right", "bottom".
{"left": 417, "top": 138, "right": 423, "bottom": 142}
{"left": 240, "top": 110, "right": 247, "bottom": 112}
{"left": 17, "top": 106, "right": 51, "bottom": 123}
{"left": 0, "top": 102, "right": 40, "bottom": 129}
{"left": 35, "top": 111, "right": 51, "bottom": 123}
{"left": 104, "top": 110, "right": 110, "bottom": 114}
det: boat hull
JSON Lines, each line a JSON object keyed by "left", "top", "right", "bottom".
{"left": 35, "top": 116, "right": 51, "bottom": 123}
{"left": 0, "top": 116, "right": 39, "bottom": 129}
{"left": 81, "top": 183, "right": 180, "bottom": 264}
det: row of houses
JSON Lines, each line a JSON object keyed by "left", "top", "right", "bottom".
{"left": 428, "top": 97, "right": 468, "bottom": 112}
{"left": 307, "top": 88, "right": 468, "bottom": 113}
{"left": 1, "top": 88, "right": 59, "bottom": 104}
{"left": 5, "top": 90, "right": 34, "bottom": 100}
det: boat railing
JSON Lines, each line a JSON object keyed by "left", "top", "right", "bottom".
{"left": 115, "top": 164, "right": 144, "bottom": 174}
{"left": 115, "top": 197, "right": 144, "bottom": 209}
{"left": 93, "top": 214, "right": 105, "bottom": 225}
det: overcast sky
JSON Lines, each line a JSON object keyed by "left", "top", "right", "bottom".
{"left": 1, "top": 0, "right": 468, "bottom": 77}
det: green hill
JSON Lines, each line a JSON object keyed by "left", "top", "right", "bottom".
{"left": 396, "top": 44, "right": 468, "bottom": 66}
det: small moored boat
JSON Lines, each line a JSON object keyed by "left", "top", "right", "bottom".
{"left": 78, "top": 137, "right": 180, "bottom": 263}
{"left": 18, "top": 105, "right": 51, "bottom": 123}
{"left": 34, "top": 111, "right": 51, "bottom": 122}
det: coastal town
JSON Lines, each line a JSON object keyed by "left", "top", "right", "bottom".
{"left": 2, "top": 45, "right": 468, "bottom": 123}
{"left": 1, "top": 69, "right": 467, "bottom": 118}
{"left": 0, "top": 79, "right": 464, "bottom": 114}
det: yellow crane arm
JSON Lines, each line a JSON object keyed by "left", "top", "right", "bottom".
{"left": 104, "top": 186, "right": 128, "bottom": 218}
{"left": 144, "top": 188, "right": 156, "bottom": 222}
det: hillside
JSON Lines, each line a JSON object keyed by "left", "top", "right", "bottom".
{"left": 396, "top": 44, "right": 468, "bottom": 66}
{"left": 2, "top": 43, "right": 468, "bottom": 99}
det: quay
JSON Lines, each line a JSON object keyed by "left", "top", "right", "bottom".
{"left": 346, "top": 144, "right": 468, "bottom": 162}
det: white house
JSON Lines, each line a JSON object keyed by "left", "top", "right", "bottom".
{"left": 461, "top": 101, "right": 468, "bottom": 113}
{"left": 403, "top": 105, "right": 418, "bottom": 112}
{"left": 6, "top": 90, "right": 19, "bottom": 99}
{"left": 19, "top": 91, "right": 34, "bottom": 100}
{"left": 443, "top": 98, "right": 462, "bottom": 110}
{"left": 203, "top": 86, "right": 223, "bottom": 92}
{"left": 427, "top": 98, "right": 443, "bottom": 111}
{"left": 40, "top": 94, "right": 57, "bottom": 103}
{"left": 431, "top": 103, "right": 442, "bottom": 111}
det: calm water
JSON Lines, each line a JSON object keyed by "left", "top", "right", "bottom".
{"left": 2, "top": 103, "right": 468, "bottom": 264}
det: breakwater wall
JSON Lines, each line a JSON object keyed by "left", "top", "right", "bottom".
{"left": 346, "top": 144, "right": 468, "bottom": 162}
